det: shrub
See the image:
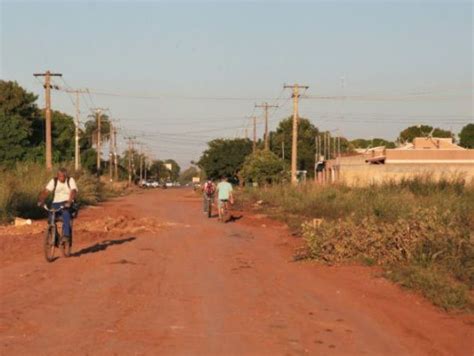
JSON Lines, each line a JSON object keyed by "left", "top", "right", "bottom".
{"left": 241, "top": 150, "right": 288, "bottom": 185}
{"left": 0, "top": 162, "right": 121, "bottom": 223}
{"left": 242, "top": 175, "right": 474, "bottom": 310}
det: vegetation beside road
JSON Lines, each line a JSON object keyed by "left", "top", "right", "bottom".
{"left": 0, "top": 162, "right": 125, "bottom": 224}
{"left": 243, "top": 175, "right": 474, "bottom": 311}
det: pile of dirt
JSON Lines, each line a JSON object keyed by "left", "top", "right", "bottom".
{"left": 76, "top": 215, "right": 165, "bottom": 236}
{"left": 0, "top": 220, "right": 44, "bottom": 236}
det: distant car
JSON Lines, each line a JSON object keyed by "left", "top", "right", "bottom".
{"left": 143, "top": 180, "right": 159, "bottom": 188}
{"left": 165, "top": 182, "right": 173, "bottom": 188}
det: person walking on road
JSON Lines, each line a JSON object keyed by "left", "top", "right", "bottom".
{"left": 37, "top": 168, "right": 78, "bottom": 243}
{"left": 216, "top": 176, "right": 233, "bottom": 221}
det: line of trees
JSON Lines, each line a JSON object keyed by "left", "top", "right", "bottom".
{"left": 198, "top": 116, "right": 473, "bottom": 184}
{"left": 0, "top": 80, "right": 180, "bottom": 182}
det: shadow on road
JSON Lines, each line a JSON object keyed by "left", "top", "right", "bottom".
{"left": 72, "top": 237, "right": 136, "bottom": 257}
{"left": 228, "top": 215, "right": 243, "bottom": 223}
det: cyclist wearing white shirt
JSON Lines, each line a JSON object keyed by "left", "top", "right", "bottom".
{"left": 38, "top": 168, "right": 78, "bottom": 241}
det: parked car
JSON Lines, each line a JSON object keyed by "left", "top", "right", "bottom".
{"left": 142, "top": 180, "right": 159, "bottom": 188}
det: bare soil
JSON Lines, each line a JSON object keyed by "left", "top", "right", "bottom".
{"left": 0, "top": 189, "right": 472, "bottom": 355}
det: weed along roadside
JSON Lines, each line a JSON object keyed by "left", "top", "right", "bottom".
{"left": 0, "top": 163, "right": 129, "bottom": 224}
{"left": 241, "top": 175, "right": 474, "bottom": 311}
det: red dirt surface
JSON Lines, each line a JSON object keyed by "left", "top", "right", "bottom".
{"left": 0, "top": 189, "right": 472, "bottom": 355}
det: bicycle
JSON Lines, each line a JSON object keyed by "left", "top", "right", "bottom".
{"left": 43, "top": 205, "right": 72, "bottom": 262}
{"left": 205, "top": 194, "right": 214, "bottom": 218}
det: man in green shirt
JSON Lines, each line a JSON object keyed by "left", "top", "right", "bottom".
{"left": 216, "top": 176, "right": 233, "bottom": 221}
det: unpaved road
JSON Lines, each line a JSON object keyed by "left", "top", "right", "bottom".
{"left": 0, "top": 189, "right": 472, "bottom": 355}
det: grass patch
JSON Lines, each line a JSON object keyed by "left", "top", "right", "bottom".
{"left": 0, "top": 162, "right": 124, "bottom": 223}
{"left": 386, "top": 265, "right": 472, "bottom": 311}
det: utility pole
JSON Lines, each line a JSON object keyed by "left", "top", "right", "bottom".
{"left": 255, "top": 102, "right": 278, "bottom": 150}
{"left": 139, "top": 145, "right": 144, "bottom": 182}
{"left": 33, "top": 71, "right": 62, "bottom": 170}
{"left": 109, "top": 121, "right": 114, "bottom": 181}
{"left": 91, "top": 108, "right": 108, "bottom": 175}
{"left": 124, "top": 136, "right": 135, "bottom": 185}
{"left": 283, "top": 83, "right": 309, "bottom": 185}
{"left": 252, "top": 116, "right": 257, "bottom": 153}
{"left": 113, "top": 125, "right": 118, "bottom": 181}
{"left": 64, "top": 88, "right": 88, "bottom": 171}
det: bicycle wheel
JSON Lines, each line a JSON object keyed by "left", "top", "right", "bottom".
{"left": 207, "top": 198, "right": 212, "bottom": 218}
{"left": 44, "top": 226, "right": 56, "bottom": 262}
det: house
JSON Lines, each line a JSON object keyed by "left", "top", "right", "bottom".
{"left": 366, "top": 137, "right": 474, "bottom": 164}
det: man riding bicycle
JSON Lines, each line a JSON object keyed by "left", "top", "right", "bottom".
{"left": 216, "top": 176, "right": 233, "bottom": 221}
{"left": 38, "top": 168, "right": 78, "bottom": 243}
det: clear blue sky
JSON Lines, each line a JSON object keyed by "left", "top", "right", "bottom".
{"left": 1, "top": 0, "right": 472, "bottom": 167}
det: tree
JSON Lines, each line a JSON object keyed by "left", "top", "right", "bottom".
{"left": 241, "top": 150, "right": 287, "bottom": 185}
{"left": 50, "top": 110, "right": 76, "bottom": 162}
{"left": 459, "top": 123, "right": 474, "bottom": 149}
{"left": 164, "top": 159, "right": 181, "bottom": 181}
{"left": 148, "top": 160, "right": 165, "bottom": 181}
{"left": 0, "top": 81, "right": 80, "bottom": 166}
{"left": 350, "top": 138, "right": 395, "bottom": 149}
{"left": 198, "top": 138, "right": 253, "bottom": 180}
{"left": 270, "top": 117, "right": 319, "bottom": 175}
{"left": 178, "top": 166, "right": 199, "bottom": 185}
{"left": 0, "top": 81, "right": 41, "bottom": 164}
{"left": 81, "top": 114, "right": 111, "bottom": 150}
{"left": 80, "top": 148, "right": 98, "bottom": 173}
{"left": 398, "top": 125, "right": 453, "bottom": 143}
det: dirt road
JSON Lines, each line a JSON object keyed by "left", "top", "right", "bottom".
{"left": 0, "top": 189, "right": 472, "bottom": 355}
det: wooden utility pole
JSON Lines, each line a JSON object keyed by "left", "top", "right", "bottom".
{"left": 124, "top": 136, "right": 135, "bottom": 185}
{"left": 91, "top": 108, "right": 107, "bottom": 175}
{"left": 113, "top": 126, "right": 118, "bottom": 181}
{"left": 284, "top": 84, "right": 309, "bottom": 185}
{"left": 64, "top": 89, "right": 88, "bottom": 171}
{"left": 255, "top": 102, "right": 278, "bottom": 150}
{"left": 139, "top": 147, "right": 144, "bottom": 182}
{"left": 33, "top": 71, "right": 62, "bottom": 169}
{"left": 252, "top": 116, "right": 257, "bottom": 153}
{"left": 109, "top": 121, "right": 114, "bottom": 181}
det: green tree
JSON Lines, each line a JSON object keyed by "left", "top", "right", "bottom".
{"left": 80, "top": 148, "right": 98, "bottom": 173}
{"left": 399, "top": 125, "right": 453, "bottom": 143}
{"left": 459, "top": 123, "right": 474, "bottom": 149}
{"left": 0, "top": 81, "right": 41, "bottom": 164}
{"left": 241, "top": 150, "right": 287, "bottom": 185}
{"left": 81, "top": 114, "right": 111, "bottom": 150}
{"left": 178, "top": 166, "right": 199, "bottom": 185}
{"left": 350, "top": 138, "right": 395, "bottom": 149}
{"left": 164, "top": 159, "right": 181, "bottom": 181}
{"left": 50, "top": 110, "right": 76, "bottom": 162}
{"left": 270, "top": 117, "right": 319, "bottom": 174}
{"left": 198, "top": 138, "right": 253, "bottom": 180}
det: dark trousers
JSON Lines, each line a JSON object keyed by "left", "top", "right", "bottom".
{"left": 51, "top": 201, "right": 72, "bottom": 237}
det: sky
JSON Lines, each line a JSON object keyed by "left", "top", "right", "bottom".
{"left": 1, "top": 0, "right": 472, "bottom": 168}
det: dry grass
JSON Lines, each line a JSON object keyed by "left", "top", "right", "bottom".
{"left": 242, "top": 175, "right": 474, "bottom": 310}
{"left": 0, "top": 163, "right": 124, "bottom": 223}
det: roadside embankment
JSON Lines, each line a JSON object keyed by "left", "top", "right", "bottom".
{"left": 241, "top": 175, "right": 474, "bottom": 311}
